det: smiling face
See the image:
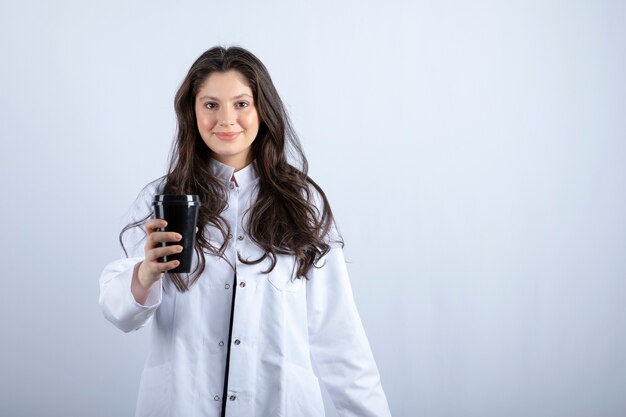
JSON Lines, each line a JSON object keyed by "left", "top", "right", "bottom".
{"left": 195, "top": 70, "right": 261, "bottom": 171}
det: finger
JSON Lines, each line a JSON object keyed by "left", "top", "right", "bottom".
{"left": 145, "top": 218, "right": 167, "bottom": 233}
{"left": 149, "top": 232, "right": 182, "bottom": 246}
{"left": 146, "top": 218, "right": 167, "bottom": 227}
{"left": 149, "top": 245, "right": 183, "bottom": 260}
{"left": 154, "top": 259, "right": 180, "bottom": 273}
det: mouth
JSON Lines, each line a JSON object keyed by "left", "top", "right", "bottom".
{"left": 215, "top": 132, "right": 241, "bottom": 140}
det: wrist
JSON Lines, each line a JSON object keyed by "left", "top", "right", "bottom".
{"left": 134, "top": 261, "right": 154, "bottom": 290}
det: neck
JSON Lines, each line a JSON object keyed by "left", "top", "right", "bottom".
{"left": 216, "top": 155, "right": 252, "bottom": 172}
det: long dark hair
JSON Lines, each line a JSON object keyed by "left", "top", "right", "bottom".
{"left": 119, "top": 45, "right": 343, "bottom": 292}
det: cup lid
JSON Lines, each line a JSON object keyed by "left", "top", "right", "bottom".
{"left": 152, "top": 194, "right": 200, "bottom": 204}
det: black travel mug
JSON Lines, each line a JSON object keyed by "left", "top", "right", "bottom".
{"left": 152, "top": 195, "right": 201, "bottom": 273}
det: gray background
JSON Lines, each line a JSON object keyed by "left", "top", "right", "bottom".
{"left": 1, "top": 0, "right": 625, "bottom": 416}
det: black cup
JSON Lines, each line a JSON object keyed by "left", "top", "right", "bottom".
{"left": 152, "top": 195, "right": 201, "bottom": 273}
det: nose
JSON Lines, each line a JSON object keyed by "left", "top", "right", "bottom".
{"left": 217, "top": 106, "right": 235, "bottom": 126}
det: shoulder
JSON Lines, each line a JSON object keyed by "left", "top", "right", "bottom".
{"left": 118, "top": 177, "right": 167, "bottom": 253}
{"left": 125, "top": 176, "right": 167, "bottom": 221}
{"left": 303, "top": 177, "right": 344, "bottom": 249}
{"left": 302, "top": 176, "right": 329, "bottom": 209}
{"left": 137, "top": 176, "right": 167, "bottom": 201}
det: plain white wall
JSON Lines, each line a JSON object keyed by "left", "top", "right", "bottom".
{"left": 1, "top": 0, "right": 625, "bottom": 416}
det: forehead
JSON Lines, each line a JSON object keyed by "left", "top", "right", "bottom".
{"left": 197, "top": 70, "right": 253, "bottom": 98}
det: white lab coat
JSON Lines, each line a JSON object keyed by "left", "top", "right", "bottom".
{"left": 99, "top": 158, "right": 391, "bottom": 417}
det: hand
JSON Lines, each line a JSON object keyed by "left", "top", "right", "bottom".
{"left": 137, "top": 219, "right": 183, "bottom": 288}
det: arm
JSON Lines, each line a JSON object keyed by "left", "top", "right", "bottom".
{"left": 306, "top": 247, "right": 392, "bottom": 417}
{"left": 99, "top": 257, "right": 163, "bottom": 333}
{"left": 98, "top": 179, "right": 164, "bottom": 333}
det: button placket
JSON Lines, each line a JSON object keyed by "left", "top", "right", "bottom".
{"left": 222, "top": 176, "right": 243, "bottom": 410}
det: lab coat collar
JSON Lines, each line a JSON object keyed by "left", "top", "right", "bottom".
{"left": 208, "top": 157, "right": 259, "bottom": 188}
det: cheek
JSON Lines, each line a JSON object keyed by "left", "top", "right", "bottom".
{"left": 242, "top": 110, "right": 260, "bottom": 128}
{"left": 196, "top": 113, "right": 212, "bottom": 129}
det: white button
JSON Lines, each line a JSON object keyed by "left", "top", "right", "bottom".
{"left": 229, "top": 183, "right": 235, "bottom": 189}
{"left": 218, "top": 341, "right": 224, "bottom": 347}
{"left": 229, "top": 394, "right": 237, "bottom": 401}
{"left": 214, "top": 395, "right": 220, "bottom": 401}
{"left": 237, "top": 235, "right": 244, "bottom": 241}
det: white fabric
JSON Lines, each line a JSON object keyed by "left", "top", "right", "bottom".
{"left": 99, "top": 158, "right": 391, "bottom": 417}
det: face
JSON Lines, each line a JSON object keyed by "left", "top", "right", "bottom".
{"left": 195, "top": 70, "right": 261, "bottom": 170}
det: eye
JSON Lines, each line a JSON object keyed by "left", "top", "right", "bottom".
{"left": 203, "top": 101, "right": 250, "bottom": 110}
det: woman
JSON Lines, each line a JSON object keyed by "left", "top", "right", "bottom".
{"left": 99, "top": 45, "right": 391, "bottom": 417}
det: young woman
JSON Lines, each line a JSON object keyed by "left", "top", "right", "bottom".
{"left": 99, "top": 45, "right": 391, "bottom": 417}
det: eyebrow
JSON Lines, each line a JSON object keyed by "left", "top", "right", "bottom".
{"left": 197, "top": 93, "right": 253, "bottom": 102}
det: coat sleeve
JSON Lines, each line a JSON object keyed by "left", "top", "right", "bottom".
{"left": 306, "top": 246, "right": 392, "bottom": 417}
{"left": 99, "top": 179, "right": 164, "bottom": 333}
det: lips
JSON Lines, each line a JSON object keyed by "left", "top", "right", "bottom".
{"left": 215, "top": 132, "right": 241, "bottom": 140}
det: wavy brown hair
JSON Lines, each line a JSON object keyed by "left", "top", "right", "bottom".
{"left": 119, "top": 45, "right": 344, "bottom": 292}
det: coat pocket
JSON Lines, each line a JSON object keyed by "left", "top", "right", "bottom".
{"left": 134, "top": 362, "right": 173, "bottom": 417}
{"left": 284, "top": 362, "right": 325, "bottom": 417}
{"left": 268, "top": 254, "right": 304, "bottom": 293}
